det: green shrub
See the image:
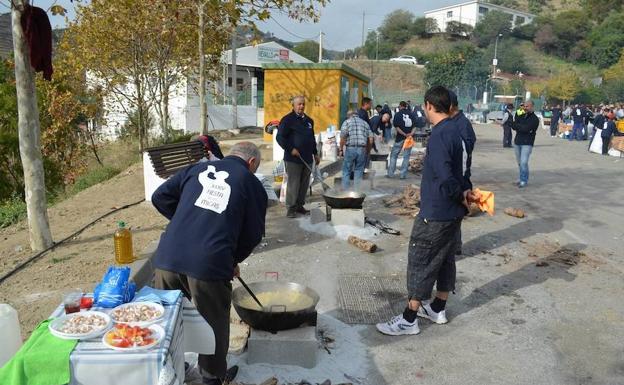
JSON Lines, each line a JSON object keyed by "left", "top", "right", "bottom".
{"left": 68, "top": 166, "right": 120, "bottom": 195}
{"left": 0, "top": 195, "right": 27, "bottom": 228}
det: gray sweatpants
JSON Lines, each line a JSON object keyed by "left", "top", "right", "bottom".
{"left": 285, "top": 161, "right": 311, "bottom": 210}
{"left": 154, "top": 269, "right": 231, "bottom": 379}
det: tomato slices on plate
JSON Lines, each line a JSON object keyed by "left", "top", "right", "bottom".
{"left": 102, "top": 323, "right": 164, "bottom": 351}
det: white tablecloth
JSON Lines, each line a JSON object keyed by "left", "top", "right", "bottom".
{"left": 50, "top": 293, "right": 185, "bottom": 385}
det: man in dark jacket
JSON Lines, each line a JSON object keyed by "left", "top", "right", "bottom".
{"left": 371, "top": 112, "right": 392, "bottom": 143}
{"left": 502, "top": 103, "right": 514, "bottom": 147}
{"left": 358, "top": 97, "right": 372, "bottom": 127}
{"left": 512, "top": 100, "right": 539, "bottom": 188}
{"left": 387, "top": 101, "right": 425, "bottom": 179}
{"left": 570, "top": 104, "right": 585, "bottom": 141}
{"left": 601, "top": 111, "right": 616, "bottom": 155}
{"left": 276, "top": 96, "right": 319, "bottom": 218}
{"left": 151, "top": 142, "right": 267, "bottom": 384}
{"left": 376, "top": 86, "right": 473, "bottom": 336}
{"left": 550, "top": 104, "right": 562, "bottom": 137}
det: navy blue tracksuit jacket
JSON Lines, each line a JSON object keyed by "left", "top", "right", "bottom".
{"left": 151, "top": 156, "right": 268, "bottom": 281}
{"left": 419, "top": 118, "right": 470, "bottom": 222}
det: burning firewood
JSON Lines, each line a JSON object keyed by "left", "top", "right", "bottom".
{"left": 408, "top": 152, "right": 425, "bottom": 173}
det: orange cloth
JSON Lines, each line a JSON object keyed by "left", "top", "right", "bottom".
{"left": 402, "top": 135, "right": 415, "bottom": 150}
{"left": 471, "top": 188, "right": 495, "bottom": 216}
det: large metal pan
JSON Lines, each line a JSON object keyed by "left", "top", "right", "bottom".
{"left": 232, "top": 281, "right": 320, "bottom": 332}
{"left": 323, "top": 189, "right": 366, "bottom": 209}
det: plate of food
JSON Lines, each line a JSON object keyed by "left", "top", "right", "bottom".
{"left": 102, "top": 324, "right": 164, "bottom": 351}
{"left": 49, "top": 311, "right": 112, "bottom": 340}
{"left": 110, "top": 301, "right": 164, "bottom": 327}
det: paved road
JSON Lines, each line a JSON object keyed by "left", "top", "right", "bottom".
{"left": 235, "top": 124, "right": 624, "bottom": 385}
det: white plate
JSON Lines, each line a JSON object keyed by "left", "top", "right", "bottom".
{"left": 101, "top": 324, "right": 164, "bottom": 351}
{"left": 49, "top": 311, "right": 112, "bottom": 340}
{"left": 109, "top": 301, "right": 165, "bottom": 327}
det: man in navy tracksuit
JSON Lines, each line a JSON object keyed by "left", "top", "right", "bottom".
{"left": 550, "top": 105, "right": 562, "bottom": 137}
{"left": 570, "top": 104, "right": 585, "bottom": 141}
{"left": 449, "top": 91, "right": 476, "bottom": 255}
{"left": 151, "top": 142, "right": 267, "bottom": 384}
{"left": 377, "top": 86, "right": 473, "bottom": 336}
{"left": 387, "top": 101, "right": 425, "bottom": 179}
{"left": 277, "top": 96, "right": 319, "bottom": 218}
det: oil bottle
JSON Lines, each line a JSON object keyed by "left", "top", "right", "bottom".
{"left": 114, "top": 221, "right": 134, "bottom": 264}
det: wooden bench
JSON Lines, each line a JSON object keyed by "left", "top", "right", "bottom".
{"left": 145, "top": 141, "right": 208, "bottom": 179}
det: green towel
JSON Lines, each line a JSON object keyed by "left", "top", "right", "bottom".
{"left": 0, "top": 319, "right": 78, "bottom": 385}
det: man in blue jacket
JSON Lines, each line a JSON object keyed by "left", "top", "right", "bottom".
{"left": 550, "top": 104, "right": 562, "bottom": 137}
{"left": 277, "top": 96, "right": 319, "bottom": 218}
{"left": 387, "top": 101, "right": 425, "bottom": 179}
{"left": 377, "top": 86, "right": 472, "bottom": 336}
{"left": 512, "top": 100, "right": 539, "bottom": 187}
{"left": 151, "top": 142, "right": 267, "bottom": 384}
{"left": 570, "top": 104, "right": 585, "bottom": 141}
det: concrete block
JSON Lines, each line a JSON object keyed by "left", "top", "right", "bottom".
{"left": 331, "top": 208, "right": 365, "bottom": 228}
{"left": 247, "top": 326, "right": 318, "bottom": 368}
{"left": 370, "top": 160, "right": 387, "bottom": 172}
{"left": 309, "top": 203, "right": 327, "bottom": 224}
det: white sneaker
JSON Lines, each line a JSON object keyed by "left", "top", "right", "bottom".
{"left": 417, "top": 302, "right": 448, "bottom": 324}
{"left": 376, "top": 315, "right": 420, "bottom": 336}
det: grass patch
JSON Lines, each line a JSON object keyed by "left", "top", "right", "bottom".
{"left": 51, "top": 255, "right": 74, "bottom": 264}
{"left": 67, "top": 165, "right": 121, "bottom": 195}
{"left": 0, "top": 195, "right": 27, "bottom": 228}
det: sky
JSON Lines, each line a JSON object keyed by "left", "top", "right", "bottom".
{"left": 1, "top": 0, "right": 461, "bottom": 50}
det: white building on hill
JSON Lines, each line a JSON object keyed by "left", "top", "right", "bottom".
{"left": 424, "top": 1, "right": 535, "bottom": 33}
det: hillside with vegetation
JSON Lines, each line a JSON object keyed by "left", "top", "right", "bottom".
{"left": 350, "top": 0, "right": 624, "bottom": 106}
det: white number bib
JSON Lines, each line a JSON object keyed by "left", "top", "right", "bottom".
{"left": 194, "top": 165, "right": 231, "bottom": 214}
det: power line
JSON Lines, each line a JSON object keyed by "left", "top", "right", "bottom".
{"left": 269, "top": 16, "right": 318, "bottom": 41}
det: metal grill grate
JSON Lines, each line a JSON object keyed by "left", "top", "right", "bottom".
{"left": 337, "top": 275, "right": 407, "bottom": 324}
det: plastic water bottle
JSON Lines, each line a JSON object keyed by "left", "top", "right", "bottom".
{"left": 0, "top": 304, "right": 22, "bottom": 367}
{"left": 114, "top": 221, "right": 134, "bottom": 264}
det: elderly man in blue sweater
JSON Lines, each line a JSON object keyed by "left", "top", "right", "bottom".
{"left": 151, "top": 142, "right": 267, "bottom": 384}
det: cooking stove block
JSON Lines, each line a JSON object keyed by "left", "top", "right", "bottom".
{"left": 247, "top": 324, "right": 318, "bottom": 368}
{"left": 330, "top": 208, "right": 365, "bottom": 227}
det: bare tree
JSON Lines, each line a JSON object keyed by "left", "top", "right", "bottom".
{"left": 11, "top": 0, "right": 53, "bottom": 251}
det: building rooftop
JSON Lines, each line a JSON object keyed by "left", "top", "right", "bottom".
{"left": 223, "top": 41, "right": 312, "bottom": 68}
{"left": 261, "top": 62, "right": 370, "bottom": 82}
{"left": 425, "top": 0, "right": 535, "bottom": 18}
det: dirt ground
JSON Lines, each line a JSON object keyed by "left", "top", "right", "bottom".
{"left": 0, "top": 162, "right": 168, "bottom": 338}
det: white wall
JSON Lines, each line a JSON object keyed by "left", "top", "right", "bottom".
{"left": 425, "top": 1, "right": 534, "bottom": 32}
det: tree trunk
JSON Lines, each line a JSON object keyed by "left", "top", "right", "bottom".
{"left": 198, "top": 2, "right": 208, "bottom": 135}
{"left": 162, "top": 86, "right": 170, "bottom": 142}
{"left": 11, "top": 1, "right": 53, "bottom": 251}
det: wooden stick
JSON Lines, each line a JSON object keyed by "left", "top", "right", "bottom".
{"left": 348, "top": 235, "right": 377, "bottom": 253}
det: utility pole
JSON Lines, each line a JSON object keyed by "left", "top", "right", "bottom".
{"left": 361, "top": 11, "right": 365, "bottom": 49}
{"left": 231, "top": 28, "right": 238, "bottom": 129}
{"left": 493, "top": 33, "right": 502, "bottom": 78}
{"left": 318, "top": 30, "right": 323, "bottom": 63}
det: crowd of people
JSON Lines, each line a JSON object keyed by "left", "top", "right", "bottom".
{"left": 544, "top": 103, "right": 624, "bottom": 155}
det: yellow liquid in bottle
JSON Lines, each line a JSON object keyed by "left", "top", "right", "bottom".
{"left": 114, "top": 227, "right": 134, "bottom": 264}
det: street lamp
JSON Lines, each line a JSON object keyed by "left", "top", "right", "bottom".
{"left": 493, "top": 33, "right": 502, "bottom": 77}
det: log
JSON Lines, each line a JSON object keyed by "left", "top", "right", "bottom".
{"left": 504, "top": 207, "right": 525, "bottom": 218}
{"left": 259, "top": 377, "right": 278, "bottom": 385}
{"left": 348, "top": 235, "right": 377, "bottom": 253}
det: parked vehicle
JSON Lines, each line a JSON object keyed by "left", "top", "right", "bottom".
{"left": 389, "top": 55, "right": 417, "bottom": 65}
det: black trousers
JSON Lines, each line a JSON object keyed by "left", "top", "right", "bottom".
{"left": 503, "top": 126, "right": 512, "bottom": 147}
{"left": 550, "top": 121, "right": 558, "bottom": 136}
{"left": 602, "top": 136, "right": 611, "bottom": 155}
{"left": 154, "top": 269, "right": 232, "bottom": 379}
{"left": 284, "top": 161, "right": 311, "bottom": 211}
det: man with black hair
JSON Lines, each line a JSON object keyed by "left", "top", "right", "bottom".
{"left": 512, "top": 100, "right": 539, "bottom": 188}
{"left": 358, "top": 97, "right": 372, "bottom": 127}
{"left": 502, "top": 103, "right": 514, "bottom": 147}
{"left": 374, "top": 104, "right": 383, "bottom": 116}
{"left": 377, "top": 86, "right": 473, "bottom": 336}
{"left": 387, "top": 101, "right": 425, "bottom": 179}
